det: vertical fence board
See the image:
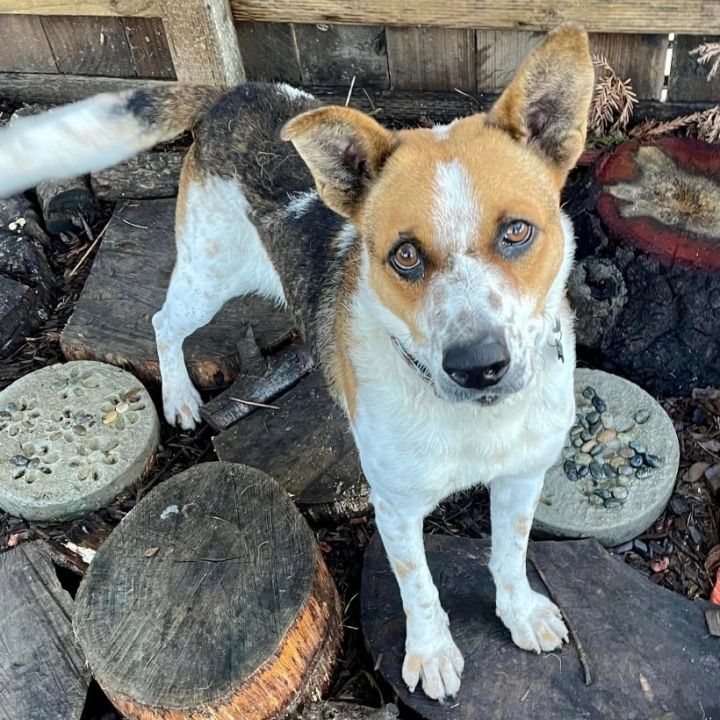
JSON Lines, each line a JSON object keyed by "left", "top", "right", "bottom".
{"left": 476, "top": 30, "right": 542, "bottom": 93}
{"left": 668, "top": 34, "right": 720, "bottom": 102}
{"left": 294, "top": 23, "right": 389, "bottom": 88}
{"left": 123, "top": 17, "right": 175, "bottom": 79}
{"left": 590, "top": 33, "right": 668, "bottom": 100}
{"left": 0, "top": 15, "right": 57, "bottom": 73}
{"left": 41, "top": 16, "right": 136, "bottom": 77}
{"left": 386, "top": 27, "right": 475, "bottom": 91}
{"left": 235, "top": 21, "right": 301, "bottom": 83}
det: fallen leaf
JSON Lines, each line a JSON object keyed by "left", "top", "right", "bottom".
{"left": 650, "top": 557, "right": 670, "bottom": 573}
{"left": 7, "top": 532, "right": 24, "bottom": 548}
{"left": 705, "top": 544, "right": 720, "bottom": 578}
{"left": 686, "top": 461, "right": 711, "bottom": 483}
{"left": 318, "top": 541, "right": 332, "bottom": 553}
{"left": 711, "top": 570, "right": 720, "bottom": 606}
{"left": 143, "top": 546, "right": 159, "bottom": 558}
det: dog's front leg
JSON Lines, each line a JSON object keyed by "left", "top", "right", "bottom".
{"left": 373, "top": 493, "right": 464, "bottom": 700}
{"left": 489, "top": 473, "right": 568, "bottom": 652}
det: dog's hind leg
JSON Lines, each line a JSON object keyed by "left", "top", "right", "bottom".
{"left": 152, "top": 149, "right": 286, "bottom": 429}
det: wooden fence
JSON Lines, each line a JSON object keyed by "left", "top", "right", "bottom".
{"left": 0, "top": 1, "right": 718, "bottom": 118}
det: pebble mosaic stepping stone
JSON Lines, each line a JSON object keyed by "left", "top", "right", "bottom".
{"left": 534, "top": 368, "right": 679, "bottom": 547}
{"left": 0, "top": 361, "right": 158, "bottom": 522}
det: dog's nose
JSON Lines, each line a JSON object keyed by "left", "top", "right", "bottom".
{"left": 442, "top": 335, "right": 510, "bottom": 389}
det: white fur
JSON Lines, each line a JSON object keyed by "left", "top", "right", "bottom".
{"left": 431, "top": 119, "right": 458, "bottom": 139}
{"left": 432, "top": 160, "right": 479, "bottom": 253}
{"left": 152, "top": 174, "right": 285, "bottom": 429}
{"left": 276, "top": 83, "right": 315, "bottom": 102}
{"left": 0, "top": 93, "right": 161, "bottom": 198}
{"left": 284, "top": 189, "right": 318, "bottom": 217}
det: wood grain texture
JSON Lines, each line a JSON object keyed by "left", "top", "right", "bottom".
{"left": 0, "top": 15, "right": 57, "bottom": 72}
{"left": 41, "top": 15, "right": 136, "bottom": 77}
{"left": 123, "top": 16, "right": 175, "bottom": 78}
{"left": 230, "top": 1, "right": 720, "bottom": 34}
{"left": 590, "top": 33, "right": 669, "bottom": 101}
{"left": 476, "top": 29, "right": 542, "bottom": 92}
{"left": 387, "top": 27, "right": 476, "bottom": 92}
{"left": 235, "top": 21, "right": 301, "bottom": 83}
{"left": 1, "top": 0, "right": 159, "bottom": 16}
{"left": 294, "top": 23, "right": 389, "bottom": 88}
{"left": 90, "top": 150, "right": 184, "bottom": 201}
{"left": 73, "top": 462, "right": 342, "bottom": 719}
{"left": 667, "top": 34, "right": 720, "bottom": 102}
{"left": 363, "top": 534, "right": 720, "bottom": 719}
{"left": 60, "top": 198, "right": 293, "bottom": 388}
{"left": 214, "top": 371, "right": 369, "bottom": 521}
{"left": 0, "top": 542, "right": 90, "bottom": 720}
{"left": 159, "top": 0, "right": 244, "bottom": 84}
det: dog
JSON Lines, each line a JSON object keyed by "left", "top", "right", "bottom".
{"left": 0, "top": 24, "right": 594, "bottom": 700}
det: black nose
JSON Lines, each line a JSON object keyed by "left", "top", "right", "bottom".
{"left": 442, "top": 335, "right": 510, "bottom": 389}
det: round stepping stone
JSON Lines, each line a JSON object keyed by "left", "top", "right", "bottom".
{"left": 534, "top": 368, "right": 679, "bottom": 547}
{"left": 0, "top": 361, "right": 158, "bottom": 521}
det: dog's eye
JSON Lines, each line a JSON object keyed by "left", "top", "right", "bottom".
{"left": 502, "top": 220, "right": 534, "bottom": 245}
{"left": 389, "top": 239, "right": 424, "bottom": 279}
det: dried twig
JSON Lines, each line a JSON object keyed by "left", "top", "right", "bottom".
{"left": 69, "top": 218, "right": 110, "bottom": 277}
{"left": 230, "top": 397, "right": 280, "bottom": 411}
{"left": 630, "top": 105, "right": 720, "bottom": 143}
{"left": 345, "top": 75, "right": 356, "bottom": 107}
{"left": 690, "top": 42, "right": 720, "bottom": 82}
{"left": 588, "top": 54, "right": 638, "bottom": 137}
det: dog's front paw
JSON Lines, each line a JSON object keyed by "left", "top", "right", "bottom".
{"left": 498, "top": 589, "right": 568, "bottom": 653}
{"left": 162, "top": 380, "right": 202, "bottom": 430}
{"left": 403, "top": 630, "right": 464, "bottom": 701}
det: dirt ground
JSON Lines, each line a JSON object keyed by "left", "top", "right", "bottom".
{"left": 0, "top": 138, "right": 718, "bottom": 717}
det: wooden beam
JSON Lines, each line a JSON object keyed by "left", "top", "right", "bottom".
{"left": 160, "top": 0, "right": 245, "bottom": 84}
{"left": 1, "top": 0, "right": 160, "bottom": 17}
{"left": 230, "top": 0, "right": 718, "bottom": 34}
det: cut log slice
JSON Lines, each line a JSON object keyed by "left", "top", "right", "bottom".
{"left": 568, "top": 137, "right": 720, "bottom": 395}
{"left": 362, "top": 533, "right": 719, "bottom": 720}
{"left": 213, "top": 372, "right": 370, "bottom": 521}
{"left": 0, "top": 542, "right": 90, "bottom": 720}
{"left": 73, "top": 462, "right": 343, "bottom": 720}
{"left": 60, "top": 199, "right": 293, "bottom": 388}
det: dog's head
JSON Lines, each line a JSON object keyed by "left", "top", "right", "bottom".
{"left": 283, "top": 24, "right": 593, "bottom": 405}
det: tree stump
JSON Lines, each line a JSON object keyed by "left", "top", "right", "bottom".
{"left": 362, "top": 533, "right": 720, "bottom": 719}
{"left": 60, "top": 199, "right": 293, "bottom": 388}
{"left": 568, "top": 137, "right": 720, "bottom": 395}
{"left": 0, "top": 542, "right": 90, "bottom": 720}
{"left": 73, "top": 462, "right": 343, "bottom": 720}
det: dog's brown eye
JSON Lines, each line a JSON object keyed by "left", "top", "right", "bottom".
{"left": 394, "top": 242, "right": 419, "bottom": 269}
{"left": 389, "top": 239, "right": 424, "bottom": 280}
{"left": 503, "top": 220, "right": 534, "bottom": 245}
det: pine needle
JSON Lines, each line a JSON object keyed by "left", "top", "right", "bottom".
{"left": 588, "top": 54, "right": 638, "bottom": 137}
{"left": 690, "top": 42, "right": 720, "bottom": 82}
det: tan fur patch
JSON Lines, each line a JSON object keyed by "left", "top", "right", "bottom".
{"left": 175, "top": 146, "right": 202, "bottom": 241}
{"left": 393, "top": 559, "right": 417, "bottom": 579}
{"left": 515, "top": 516, "right": 531, "bottom": 536}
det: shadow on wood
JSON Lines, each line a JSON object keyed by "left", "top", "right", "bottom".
{"left": 73, "top": 462, "right": 343, "bottom": 719}
{"left": 60, "top": 198, "right": 293, "bottom": 388}
{"left": 362, "top": 533, "right": 720, "bottom": 720}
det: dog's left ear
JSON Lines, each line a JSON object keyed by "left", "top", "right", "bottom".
{"left": 487, "top": 23, "right": 594, "bottom": 177}
{"left": 282, "top": 106, "right": 395, "bottom": 219}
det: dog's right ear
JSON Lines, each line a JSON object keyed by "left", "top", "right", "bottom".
{"left": 282, "top": 106, "right": 396, "bottom": 220}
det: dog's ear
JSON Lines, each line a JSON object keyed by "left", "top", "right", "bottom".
{"left": 281, "top": 106, "right": 396, "bottom": 219}
{"left": 487, "top": 23, "right": 594, "bottom": 177}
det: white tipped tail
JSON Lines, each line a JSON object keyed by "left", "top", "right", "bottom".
{"left": 0, "top": 92, "right": 166, "bottom": 198}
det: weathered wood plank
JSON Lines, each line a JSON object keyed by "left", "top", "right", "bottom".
{"left": 214, "top": 371, "right": 369, "bottom": 521}
{"left": 476, "top": 29, "right": 541, "bottom": 93}
{"left": 0, "top": 542, "right": 90, "bottom": 720}
{"left": 235, "top": 21, "right": 301, "bottom": 83}
{"left": 363, "top": 534, "right": 719, "bottom": 719}
{"left": 387, "top": 27, "right": 475, "bottom": 91}
{"left": 667, "top": 34, "right": 720, "bottom": 102}
{"left": 294, "top": 23, "right": 389, "bottom": 88}
{"left": 61, "top": 198, "right": 293, "bottom": 388}
{"left": 231, "top": 1, "right": 720, "bottom": 34}
{"left": 41, "top": 15, "right": 137, "bottom": 77}
{"left": 591, "top": 33, "right": 668, "bottom": 101}
{"left": 159, "top": 0, "right": 244, "bottom": 84}
{"left": 73, "top": 462, "right": 343, "bottom": 719}
{"left": 1, "top": 0, "right": 159, "bottom": 16}
{"left": 123, "top": 16, "right": 175, "bottom": 79}
{"left": 0, "top": 15, "right": 57, "bottom": 73}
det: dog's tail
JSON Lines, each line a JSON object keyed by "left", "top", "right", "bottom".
{"left": 0, "top": 85, "right": 223, "bottom": 198}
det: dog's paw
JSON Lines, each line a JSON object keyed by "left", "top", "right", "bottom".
{"left": 162, "top": 381, "right": 202, "bottom": 430}
{"left": 498, "top": 589, "right": 568, "bottom": 653}
{"left": 403, "top": 632, "right": 464, "bottom": 701}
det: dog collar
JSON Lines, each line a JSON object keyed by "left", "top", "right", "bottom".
{"left": 391, "top": 337, "right": 432, "bottom": 383}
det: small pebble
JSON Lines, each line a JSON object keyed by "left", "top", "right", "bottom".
{"left": 600, "top": 412, "right": 615, "bottom": 429}
{"left": 103, "top": 410, "right": 118, "bottom": 425}
{"left": 603, "top": 463, "right": 617, "bottom": 478}
{"left": 586, "top": 411, "right": 600, "bottom": 425}
{"left": 116, "top": 401, "right": 129, "bottom": 414}
{"left": 644, "top": 454, "right": 662, "bottom": 468}
{"left": 618, "top": 465, "right": 634, "bottom": 477}
{"left": 590, "top": 462, "right": 604, "bottom": 478}
{"left": 688, "top": 526, "right": 702, "bottom": 546}
{"left": 582, "top": 386, "right": 596, "bottom": 399}
{"left": 634, "top": 539, "right": 649, "bottom": 555}
{"left": 589, "top": 420, "right": 603, "bottom": 435}
{"left": 581, "top": 431, "right": 593, "bottom": 442}
{"left": 592, "top": 396, "right": 607, "bottom": 413}
{"left": 562, "top": 447, "right": 576, "bottom": 460}
{"left": 629, "top": 455, "right": 643, "bottom": 468}
{"left": 570, "top": 425, "right": 584, "bottom": 437}
{"left": 581, "top": 440, "right": 596, "bottom": 453}
{"left": 588, "top": 494, "right": 604, "bottom": 506}
{"left": 635, "top": 409, "right": 651, "bottom": 424}
{"left": 606, "top": 439, "right": 622, "bottom": 450}
{"left": 577, "top": 465, "right": 590, "bottom": 478}
{"left": 575, "top": 452, "right": 593, "bottom": 466}
{"left": 603, "top": 498, "right": 622, "bottom": 508}
{"left": 617, "top": 475, "right": 631, "bottom": 486}
{"left": 3, "top": 403, "right": 17, "bottom": 413}
{"left": 629, "top": 440, "right": 647, "bottom": 454}
{"left": 572, "top": 437, "right": 584, "bottom": 448}
{"left": 612, "top": 487, "right": 628, "bottom": 499}
{"left": 9, "top": 455, "right": 29, "bottom": 467}
{"left": 590, "top": 444, "right": 605, "bottom": 457}
{"left": 593, "top": 488, "right": 612, "bottom": 500}
{"left": 636, "top": 467, "right": 654, "bottom": 479}
{"left": 563, "top": 461, "right": 578, "bottom": 482}
{"left": 619, "top": 447, "right": 635, "bottom": 459}
{"left": 669, "top": 496, "right": 689, "bottom": 515}
{"left": 610, "top": 456, "right": 626, "bottom": 470}
{"left": 72, "top": 424, "right": 87, "bottom": 436}
{"left": 597, "top": 429, "right": 617, "bottom": 443}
